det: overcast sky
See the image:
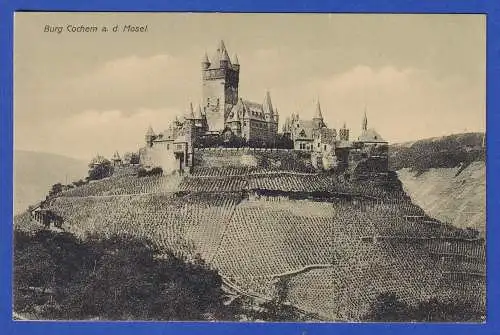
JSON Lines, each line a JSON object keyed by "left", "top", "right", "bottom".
{"left": 14, "top": 13, "right": 485, "bottom": 161}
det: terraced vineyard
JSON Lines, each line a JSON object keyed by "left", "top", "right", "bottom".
{"left": 62, "top": 174, "right": 181, "bottom": 197}
{"left": 32, "top": 169, "right": 485, "bottom": 320}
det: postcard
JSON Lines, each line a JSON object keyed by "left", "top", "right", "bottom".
{"left": 12, "top": 12, "right": 486, "bottom": 322}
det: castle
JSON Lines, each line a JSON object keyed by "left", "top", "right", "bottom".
{"left": 140, "top": 40, "right": 389, "bottom": 177}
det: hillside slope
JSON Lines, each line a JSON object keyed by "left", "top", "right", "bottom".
{"left": 397, "top": 161, "right": 485, "bottom": 233}
{"left": 26, "top": 169, "right": 484, "bottom": 321}
{"left": 390, "top": 133, "right": 485, "bottom": 233}
{"left": 14, "top": 150, "right": 88, "bottom": 214}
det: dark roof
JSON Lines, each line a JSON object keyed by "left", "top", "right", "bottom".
{"left": 318, "top": 128, "right": 337, "bottom": 144}
{"left": 230, "top": 98, "right": 268, "bottom": 121}
{"left": 292, "top": 120, "right": 316, "bottom": 139}
{"left": 358, "top": 128, "right": 386, "bottom": 143}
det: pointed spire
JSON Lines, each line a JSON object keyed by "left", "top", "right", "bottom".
{"left": 185, "top": 102, "right": 195, "bottom": 119}
{"left": 202, "top": 52, "right": 210, "bottom": 63}
{"left": 314, "top": 99, "right": 324, "bottom": 120}
{"left": 343, "top": 122, "right": 347, "bottom": 129}
{"left": 195, "top": 103, "right": 203, "bottom": 120}
{"left": 233, "top": 53, "right": 239, "bottom": 65}
{"left": 362, "top": 108, "right": 368, "bottom": 131}
{"left": 146, "top": 125, "right": 155, "bottom": 136}
{"left": 221, "top": 47, "right": 231, "bottom": 63}
{"left": 219, "top": 39, "right": 226, "bottom": 50}
{"left": 263, "top": 91, "right": 274, "bottom": 115}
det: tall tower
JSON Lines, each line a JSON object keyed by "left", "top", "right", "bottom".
{"left": 145, "top": 125, "right": 156, "bottom": 147}
{"left": 201, "top": 40, "right": 240, "bottom": 132}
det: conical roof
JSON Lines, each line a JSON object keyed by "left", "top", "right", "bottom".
{"left": 358, "top": 128, "right": 385, "bottom": 143}
{"left": 202, "top": 52, "right": 210, "bottom": 64}
{"left": 146, "top": 125, "right": 155, "bottom": 136}
{"left": 221, "top": 47, "right": 231, "bottom": 63}
{"left": 195, "top": 103, "right": 203, "bottom": 120}
{"left": 112, "top": 151, "right": 121, "bottom": 161}
{"left": 185, "top": 102, "right": 195, "bottom": 119}
{"left": 362, "top": 109, "right": 368, "bottom": 131}
{"left": 218, "top": 40, "right": 226, "bottom": 52}
{"left": 314, "top": 99, "right": 324, "bottom": 120}
{"left": 263, "top": 91, "right": 274, "bottom": 115}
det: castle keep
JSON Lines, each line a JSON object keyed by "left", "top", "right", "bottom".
{"left": 140, "top": 40, "right": 388, "bottom": 177}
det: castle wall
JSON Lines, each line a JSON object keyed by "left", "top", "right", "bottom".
{"left": 193, "top": 147, "right": 313, "bottom": 172}
{"left": 245, "top": 119, "right": 274, "bottom": 145}
{"left": 140, "top": 145, "right": 179, "bottom": 173}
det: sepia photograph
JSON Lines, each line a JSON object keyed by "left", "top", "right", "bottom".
{"left": 13, "top": 12, "right": 486, "bottom": 322}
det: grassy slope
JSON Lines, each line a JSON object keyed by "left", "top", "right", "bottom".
{"left": 390, "top": 133, "right": 485, "bottom": 232}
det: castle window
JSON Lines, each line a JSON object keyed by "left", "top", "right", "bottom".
{"left": 324, "top": 145, "right": 327, "bottom": 151}
{"left": 167, "top": 144, "right": 170, "bottom": 150}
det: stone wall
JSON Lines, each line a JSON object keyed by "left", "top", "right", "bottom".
{"left": 194, "top": 147, "right": 314, "bottom": 172}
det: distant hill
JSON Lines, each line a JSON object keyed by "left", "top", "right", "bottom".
{"left": 14, "top": 150, "right": 88, "bottom": 214}
{"left": 390, "top": 133, "right": 485, "bottom": 232}
{"left": 389, "top": 132, "right": 485, "bottom": 174}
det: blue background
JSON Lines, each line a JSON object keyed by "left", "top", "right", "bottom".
{"left": 0, "top": 1, "right": 498, "bottom": 334}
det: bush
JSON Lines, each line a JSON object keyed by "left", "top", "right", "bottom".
{"left": 389, "top": 132, "right": 485, "bottom": 174}
{"left": 363, "top": 292, "right": 484, "bottom": 322}
{"left": 72, "top": 179, "right": 87, "bottom": 187}
{"left": 364, "top": 292, "right": 412, "bottom": 322}
{"left": 13, "top": 230, "right": 234, "bottom": 320}
{"left": 88, "top": 159, "right": 114, "bottom": 181}
{"left": 137, "top": 167, "right": 163, "bottom": 178}
{"left": 48, "top": 183, "right": 63, "bottom": 197}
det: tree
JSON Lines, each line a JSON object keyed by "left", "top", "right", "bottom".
{"left": 48, "top": 183, "right": 63, "bottom": 197}
{"left": 14, "top": 231, "right": 235, "bottom": 321}
{"left": 365, "top": 292, "right": 412, "bottom": 322}
{"left": 130, "top": 152, "right": 140, "bottom": 165}
{"left": 88, "top": 157, "right": 113, "bottom": 181}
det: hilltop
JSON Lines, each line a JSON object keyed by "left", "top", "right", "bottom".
{"left": 390, "top": 133, "right": 485, "bottom": 232}
{"left": 389, "top": 132, "right": 485, "bottom": 174}
{"left": 14, "top": 150, "right": 87, "bottom": 214}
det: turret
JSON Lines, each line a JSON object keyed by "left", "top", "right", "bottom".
{"left": 263, "top": 91, "right": 274, "bottom": 118}
{"left": 111, "top": 151, "right": 122, "bottom": 166}
{"left": 362, "top": 109, "right": 368, "bottom": 131}
{"left": 201, "top": 52, "right": 210, "bottom": 70}
{"left": 195, "top": 103, "right": 204, "bottom": 120}
{"left": 233, "top": 53, "right": 240, "bottom": 71}
{"left": 313, "top": 99, "right": 325, "bottom": 129}
{"left": 145, "top": 125, "right": 156, "bottom": 147}
{"left": 220, "top": 47, "right": 230, "bottom": 68}
{"left": 339, "top": 122, "right": 349, "bottom": 141}
{"left": 185, "top": 102, "right": 195, "bottom": 120}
